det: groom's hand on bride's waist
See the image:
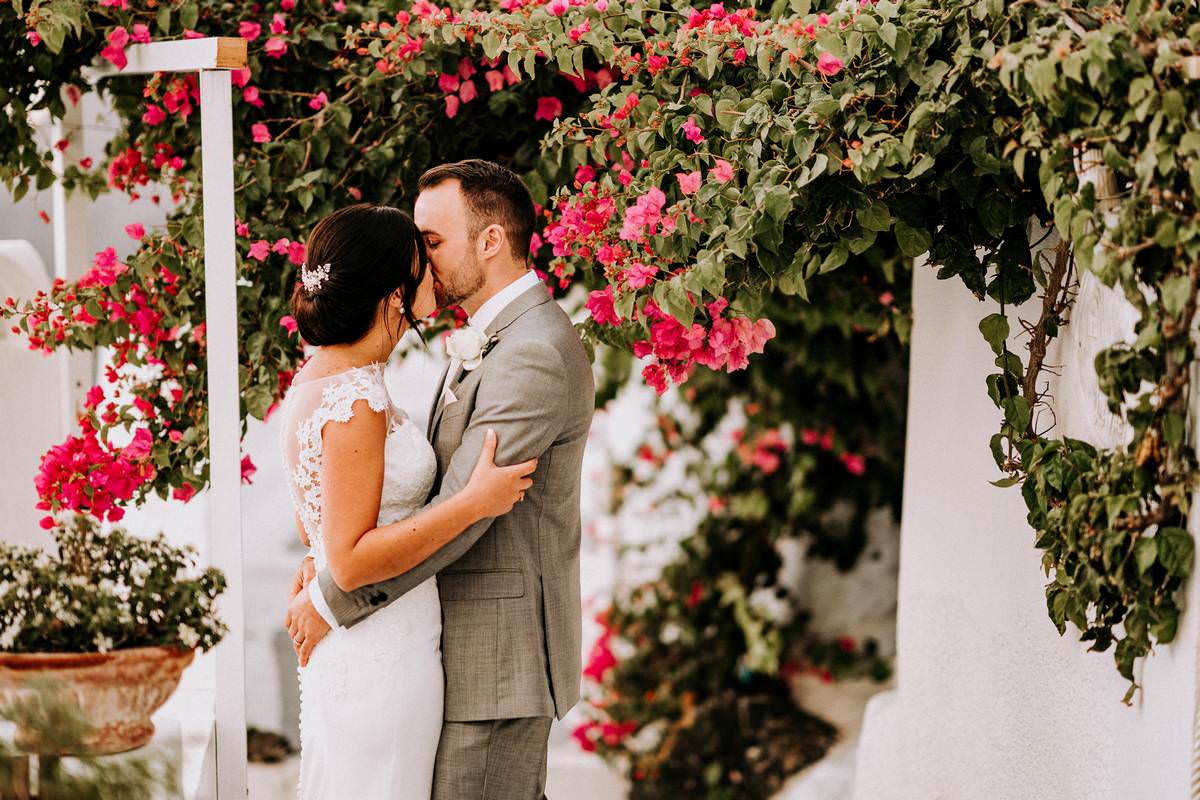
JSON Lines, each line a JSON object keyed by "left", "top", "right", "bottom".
{"left": 286, "top": 583, "right": 331, "bottom": 667}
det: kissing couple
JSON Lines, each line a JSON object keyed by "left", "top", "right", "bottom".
{"left": 279, "top": 159, "right": 594, "bottom": 800}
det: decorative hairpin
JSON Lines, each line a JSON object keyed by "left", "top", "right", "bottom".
{"left": 300, "top": 261, "right": 331, "bottom": 293}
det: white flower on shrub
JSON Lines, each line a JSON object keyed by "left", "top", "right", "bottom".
{"left": 659, "top": 622, "right": 683, "bottom": 645}
{"left": 624, "top": 720, "right": 666, "bottom": 754}
{"left": 177, "top": 624, "right": 200, "bottom": 649}
{"left": 748, "top": 586, "right": 794, "bottom": 625}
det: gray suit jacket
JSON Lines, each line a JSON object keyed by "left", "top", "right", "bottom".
{"left": 317, "top": 284, "right": 594, "bottom": 722}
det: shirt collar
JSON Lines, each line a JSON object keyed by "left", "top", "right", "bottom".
{"left": 467, "top": 270, "right": 542, "bottom": 332}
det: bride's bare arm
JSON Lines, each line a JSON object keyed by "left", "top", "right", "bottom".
{"left": 319, "top": 400, "right": 536, "bottom": 592}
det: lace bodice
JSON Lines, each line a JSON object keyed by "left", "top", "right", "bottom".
{"left": 279, "top": 362, "right": 437, "bottom": 570}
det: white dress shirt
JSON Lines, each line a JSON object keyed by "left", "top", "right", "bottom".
{"left": 308, "top": 270, "right": 543, "bottom": 629}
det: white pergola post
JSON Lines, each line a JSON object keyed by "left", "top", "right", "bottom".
{"left": 90, "top": 37, "right": 250, "bottom": 799}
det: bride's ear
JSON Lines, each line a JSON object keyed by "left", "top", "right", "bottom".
{"left": 387, "top": 288, "right": 407, "bottom": 316}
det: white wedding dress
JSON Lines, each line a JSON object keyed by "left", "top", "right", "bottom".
{"left": 279, "top": 362, "right": 443, "bottom": 800}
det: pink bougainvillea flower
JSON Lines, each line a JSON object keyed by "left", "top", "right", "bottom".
{"left": 585, "top": 286, "right": 621, "bottom": 326}
{"left": 288, "top": 241, "right": 306, "bottom": 265}
{"left": 281, "top": 0, "right": 295, "bottom": 9}
{"left": 308, "top": 91, "right": 328, "bottom": 110}
{"left": 239, "top": 21, "right": 262, "bottom": 41}
{"left": 676, "top": 170, "right": 702, "bottom": 195}
{"left": 123, "top": 428, "right": 154, "bottom": 460}
{"left": 243, "top": 85, "right": 264, "bottom": 108}
{"left": 547, "top": 0, "right": 569, "bottom": 15}
{"left": 241, "top": 455, "right": 257, "bottom": 485}
{"left": 594, "top": 0, "right": 608, "bottom": 9}
{"left": 574, "top": 164, "right": 596, "bottom": 185}
{"left": 535, "top": 96, "right": 563, "bottom": 121}
{"left": 269, "top": 13, "right": 289, "bottom": 34}
{"left": 444, "top": 94, "right": 461, "bottom": 118}
{"left": 100, "top": 28, "right": 130, "bottom": 70}
{"left": 457, "top": 57, "right": 477, "bottom": 79}
{"left": 438, "top": 72, "right": 461, "bottom": 93}
{"left": 131, "top": 23, "right": 151, "bottom": 44}
{"left": 168, "top": 430, "right": 183, "bottom": 443}
{"left": 272, "top": 238, "right": 290, "bottom": 255}
{"left": 484, "top": 69, "right": 505, "bottom": 92}
{"left": 503, "top": 65, "right": 520, "bottom": 86}
{"left": 248, "top": 240, "right": 270, "bottom": 261}
{"left": 251, "top": 123, "right": 271, "bottom": 143}
{"left": 26, "top": 30, "right": 41, "bottom": 47}
{"left": 622, "top": 261, "right": 658, "bottom": 289}
{"left": 841, "top": 452, "right": 866, "bottom": 475}
{"left": 231, "top": 67, "right": 251, "bottom": 88}
{"left": 817, "top": 12, "right": 831, "bottom": 26}
{"left": 264, "top": 37, "right": 288, "bottom": 58}
{"left": 280, "top": 315, "right": 299, "bottom": 335}
{"left": 572, "top": 721, "right": 598, "bottom": 753}
{"left": 173, "top": 483, "right": 197, "bottom": 503}
{"left": 711, "top": 159, "right": 735, "bottom": 183}
{"left": 108, "top": 26, "right": 130, "bottom": 48}
{"left": 732, "top": 46, "right": 747, "bottom": 64}
{"left": 681, "top": 116, "right": 704, "bottom": 143}
{"left": 142, "top": 104, "right": 166, "bottom": 125}
{"left": 459, "top": 80, "right": 478, "bottom": 103}
{"left": 619, "top": 187, "right": 667, "bottom": 241}
{"left": 817, "top": 52, "right": 844, "bottom": 76}
{"left": 124, "top": 223, "right": 145, "bottom": 240}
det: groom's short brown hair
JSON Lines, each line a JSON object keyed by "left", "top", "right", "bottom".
{"left": 418, "top": 159, "right": 536, "bottom": 263}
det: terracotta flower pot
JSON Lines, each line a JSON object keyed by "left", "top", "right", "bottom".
{"left": 0, "top": 645, "right": 195, "bottom": 755}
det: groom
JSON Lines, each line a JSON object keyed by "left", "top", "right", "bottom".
{"left": 287, "top": 159, "right": 594, "bottom": 799}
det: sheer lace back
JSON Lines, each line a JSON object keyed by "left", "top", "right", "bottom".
{"left": 279, "top": 362, "right": 436, "bottom": 570}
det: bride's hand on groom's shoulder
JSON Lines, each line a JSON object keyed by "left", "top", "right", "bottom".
{"left": 464, "top": 429, "right": 538, "bottom": 519}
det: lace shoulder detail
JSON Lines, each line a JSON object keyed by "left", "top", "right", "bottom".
{"left": 283, "top": 364, "right": 391, "bottom": 564}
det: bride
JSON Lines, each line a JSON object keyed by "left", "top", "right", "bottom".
{"left": 277, "top": 203, "right": 536, "bottom": 799}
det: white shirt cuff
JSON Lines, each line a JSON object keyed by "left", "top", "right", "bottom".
{"left": 307, "top": 570, "right": 341, "bottom": 630}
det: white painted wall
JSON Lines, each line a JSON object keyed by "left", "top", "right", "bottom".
{"left": 851, "top": 255, "right": 1200, "bottom": 799}
{"left": 0, "top": 241, "right": 68, "bottom": 549}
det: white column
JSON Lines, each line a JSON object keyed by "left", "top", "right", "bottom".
{"left": 198, "top": 68, "right": 248, "bottom": 800}
{"left": 51, "top": 88, "right": 95, "bottom": 435}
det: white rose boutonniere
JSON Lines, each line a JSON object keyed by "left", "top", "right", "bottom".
{"left": 445, "top": 327, "right": 498, "bottom": 371}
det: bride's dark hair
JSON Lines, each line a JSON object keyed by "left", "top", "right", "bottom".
{"left": 289, "top": 204, "right": 427, "bottom": 346}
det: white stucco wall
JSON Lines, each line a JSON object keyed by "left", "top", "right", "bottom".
{"left": 851, "top": 256, "right": 1200, "bottom": 799}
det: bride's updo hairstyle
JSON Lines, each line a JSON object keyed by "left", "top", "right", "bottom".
{"left": 289, "top": 203, "right": 427, "bottom": 346}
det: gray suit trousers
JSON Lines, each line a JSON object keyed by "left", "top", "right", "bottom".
{"left": 432, "top": 716, "right": 553, "bottom": 800}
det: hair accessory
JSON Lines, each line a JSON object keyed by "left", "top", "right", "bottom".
{"left": 300, "top": 261, "right": 331, "bottom": 293}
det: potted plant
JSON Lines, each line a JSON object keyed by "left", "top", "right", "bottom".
{"left": 0, "top": 515, "right": 226, "bottom": 755}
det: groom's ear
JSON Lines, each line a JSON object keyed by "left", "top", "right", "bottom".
{"left": 479, "top": 223, "right": 507, "bottom": 260}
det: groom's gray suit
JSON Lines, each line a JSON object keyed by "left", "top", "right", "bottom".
{"left": 316, "top": 281, "right": 594, "bottom": 799}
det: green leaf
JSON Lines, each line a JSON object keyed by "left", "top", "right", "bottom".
{"left": 1001, "top": 396, "right": 1031, "bottom": 433}
{"left": 1157, "top": 527, "right": 1193, "bottom": 578}
{"left": 857, "top": 202, "right": 892, "bottom": 232}
{"left": 763, "top": 185, "right": 792, "bottom": 222}
{"left": 894, "top": 222, "right": 931, "bottom": 258}
{"left": 1160, "top": 274, "right": 1192, "bottom": 317}
{"left": 978, "top": 313, "right": 1009, "bottom": 355}
{"left": 1134, "top": 537, "right": 1157, "bottom": 575}
{"left": 180, "top": 2, "right": 199, "bottom": 30}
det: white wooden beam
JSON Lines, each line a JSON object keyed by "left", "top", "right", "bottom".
{"left": 84, "top": 37, "right": 246, "bottom": 80}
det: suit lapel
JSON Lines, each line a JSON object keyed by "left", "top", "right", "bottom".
{"left": 427, "top": 360, "right": 453, "bottom": 440}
